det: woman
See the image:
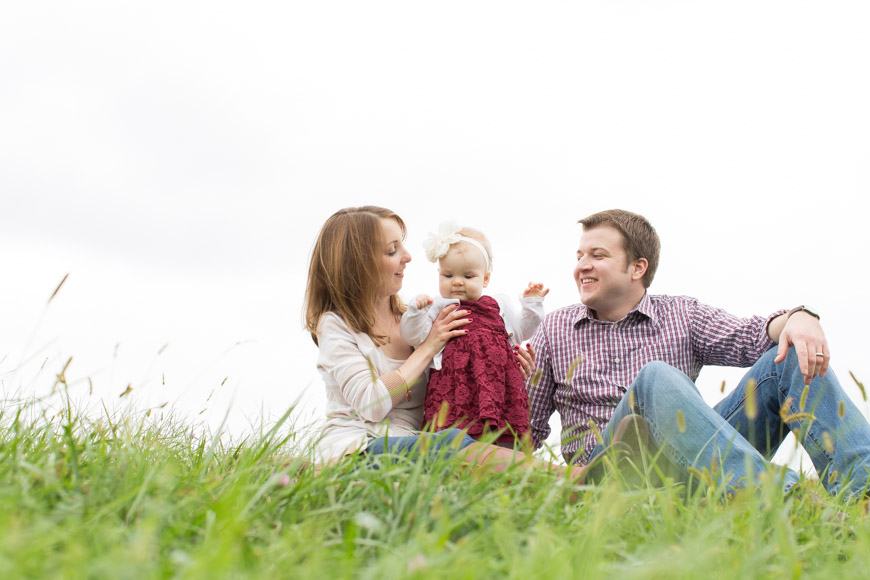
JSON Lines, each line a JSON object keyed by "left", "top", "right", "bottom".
{"left": 304, "top": 205, "right": 588, "bottom": 481}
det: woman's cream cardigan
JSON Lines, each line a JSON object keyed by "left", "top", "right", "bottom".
{"left": 314, "top": 312, "right": 427, "bottom": 462}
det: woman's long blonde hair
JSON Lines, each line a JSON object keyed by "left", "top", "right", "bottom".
{"left": 304, "top": 206, "right": 407, "bottom": 345}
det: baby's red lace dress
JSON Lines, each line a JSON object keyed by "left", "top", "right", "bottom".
{"left": 423, "top": 295, "right": 530, "bottom": 445}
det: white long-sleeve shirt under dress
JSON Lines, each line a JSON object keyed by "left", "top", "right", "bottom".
{"left": 314, "top": 312, "right": 427, "bottom": 463}
{"left": 399, "top": 294, "right": 545, "bottom": 368}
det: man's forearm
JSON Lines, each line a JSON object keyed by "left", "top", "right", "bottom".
{"left": 767, "top": 307, "right": 821, "bottom": 342}
{"left": 767, "top": 313, "right": 787, "bottom": 342}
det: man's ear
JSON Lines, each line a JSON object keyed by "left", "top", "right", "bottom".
{"left": 483, "top": 272, "right": 491, "bottom": 287}
{"left": 631, "top": 258, "right": 648, "bottom": 282}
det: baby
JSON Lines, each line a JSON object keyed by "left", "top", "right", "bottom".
{"left": 400, "top": 222, "right": 547, "bottom": 447}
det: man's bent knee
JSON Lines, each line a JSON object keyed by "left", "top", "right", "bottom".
{"left": 636, "top": 360, "right": 679, "bottom": 379}
{"left": 634, "top": 361, "right": 687, "bottom": 394}
{"left": 631, "top": 361, "right": 702, "bottom": 407}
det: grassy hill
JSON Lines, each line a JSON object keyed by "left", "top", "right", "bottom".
{"left": 1, "top": 403, "right": 868, "bottom": 579}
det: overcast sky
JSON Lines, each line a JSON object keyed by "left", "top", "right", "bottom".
{"left": 2, "top": 2, "right": 868, "bottom": 466}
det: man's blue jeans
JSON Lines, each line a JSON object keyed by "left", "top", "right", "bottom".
{"left": 591, "top": 347, "right": 870, "bottom": 497}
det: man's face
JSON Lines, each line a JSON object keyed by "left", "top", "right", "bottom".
{"left": 573, "top": 226, "right": 642, "bottom": 321}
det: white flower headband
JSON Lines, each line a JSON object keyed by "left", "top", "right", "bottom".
{"left": 422, "top": 221, "right": 492, "bottom": 272}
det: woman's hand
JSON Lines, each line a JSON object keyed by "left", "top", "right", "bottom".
{"left": 421, "top": 304, "right": 470, "bottom": 354}
{"left": 515, "top": 343, "right": 536, "bottom": 380}
{"left": 393, "top": 305, "right": 470, "bottom": 404}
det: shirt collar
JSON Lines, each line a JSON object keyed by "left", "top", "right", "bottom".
{"left": 634, "top": 292, "right": 656, "bottom": 322}
{"left": 573, "top": 292, "right": 656, "bottom": 326}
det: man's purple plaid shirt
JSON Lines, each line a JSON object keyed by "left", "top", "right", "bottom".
{"left": 527, "top": 292, "right": 782, "bottom": 465}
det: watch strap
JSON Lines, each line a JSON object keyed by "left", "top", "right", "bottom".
{"left": 786, "top": 305, "right": 820, "bottom": 321}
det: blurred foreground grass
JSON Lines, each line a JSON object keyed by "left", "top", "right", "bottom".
{"left": 1, "top": 400, "right": 869, "bottom": 580}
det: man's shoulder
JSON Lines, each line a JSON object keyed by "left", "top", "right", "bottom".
{"left": 634, "top": 294, "right": 701, "bottom": 324}
{"left": 542, "top": 302, "right": 584, "bottom": 321}
{"left": 645, "top": 293, "right": 699, "bottom": 310}
{"left": 538, "top": 303, "right": 585, "bottom": 334}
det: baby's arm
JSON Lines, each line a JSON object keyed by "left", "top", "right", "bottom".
{"left": 523, "top": 282, "right": 550, "bottom": 299}
{"left": 494, "top": 290, "right": 546, "bottom": 344}
{"left": 517, "top": 283, "right": 547, "bottom": 341}
{"left": 400, "top": 295, "right": 436, "bottom": 347}
{"left": 414, "top": 294, "right": 432, "bottom": 310}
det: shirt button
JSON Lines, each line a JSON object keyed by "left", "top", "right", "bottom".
{"left": 508, "top": 332, "right": 514, "bottom": 337}
{"left": 614, "top": 357, "right": 620, "bottom": 363}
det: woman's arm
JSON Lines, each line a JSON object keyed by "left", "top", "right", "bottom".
{"left": 318, "top": 308, "right": 470, "bottom": 418}
{"left": 316, "top": 315, "right": 396, "bottom": 422}
{"left": 386, "top": 304, "right": 470, "bottom": 405}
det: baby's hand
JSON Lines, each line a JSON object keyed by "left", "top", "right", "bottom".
{"left": 523, "top": 282, "right": 549, "bottom": 298}
{"left": 415, "top": 294, "right": 433, "bottom": 309}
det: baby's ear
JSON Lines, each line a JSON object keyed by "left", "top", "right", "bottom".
{"left": 483, "top": 272, "right": 491, "bottom": 287}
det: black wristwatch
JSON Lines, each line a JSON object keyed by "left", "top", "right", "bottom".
{"left": 786, "top": 305, "right": 820, "bottom": 321}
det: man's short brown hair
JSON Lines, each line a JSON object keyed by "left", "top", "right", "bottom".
{"left": 578, "top": 209, "right": 660, "bottom": 288}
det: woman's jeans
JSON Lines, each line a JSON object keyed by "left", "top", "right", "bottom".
{"left": 365, "top": 428, "right": 477, "bottom": 459}
{"left": 591, "top": 347, "right": 870, "bottom": 497}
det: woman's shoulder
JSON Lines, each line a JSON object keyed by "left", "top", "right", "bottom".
{"left": 316, "top": 311, "right": 377, "bottom": 353}
{"left": 315, "top": 312, "right": 357, "bottom": 345}
{"left": 317, "top": 311, "right": 348, "bottom": 333}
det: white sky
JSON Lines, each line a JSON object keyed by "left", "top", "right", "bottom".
{"left": 2, "top": 2, "right": 869, "bottom": 466}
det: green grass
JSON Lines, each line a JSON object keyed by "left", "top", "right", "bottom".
{"left": 1, "top": 400, "right": 868, "bottom": 580}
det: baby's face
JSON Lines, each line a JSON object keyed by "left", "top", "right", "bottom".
{"left": 438, "top": 244, "right": 490, "bottom": 301}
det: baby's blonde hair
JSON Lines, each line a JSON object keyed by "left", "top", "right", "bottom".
{"left": 453, "top": 227, "right": 493, "bottom": 273}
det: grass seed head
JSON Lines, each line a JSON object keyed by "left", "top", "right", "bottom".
{"left": 744, "top": 379, "right": 757, "bottom": 420}
{"left": 48, "top": 273, "right": 69, "bottom": 304}
{"left": 566, "top": 355, "right": 583, "bottom": 382}
{"left": 849, "top": 371, "right": 867, "bottom": 402}
{"left": 822, "top": 432, "right": 835, "bottom": 454}
{"left": 799, "top": 384, "right": 810, "bottom": 411}
{"left": 779, "top": 397, "right": 793, "bottom": 422}
{"left": 676, "top": 409, "right": 686, "bottom": 434}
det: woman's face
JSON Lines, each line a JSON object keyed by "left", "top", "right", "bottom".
{"left": 379, "top": 218, "right": 411, "bottom": 298}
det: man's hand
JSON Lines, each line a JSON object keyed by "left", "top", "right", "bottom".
{"left": 523, "top": 282, "right": 550, "bottom": 299}
{"left": 775, "top": 312, "right": 830, "bottom": 384}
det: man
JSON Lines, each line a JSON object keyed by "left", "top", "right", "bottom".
{"left": 527, "top": 209, "right": 870, "bottom": 496}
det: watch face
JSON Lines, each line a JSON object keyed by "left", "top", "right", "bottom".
{"left": 788, "top": 305, "right": 820, "bottom": 321}
{"left": 801, "top": 306, "right": 820, "bottom": 319}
